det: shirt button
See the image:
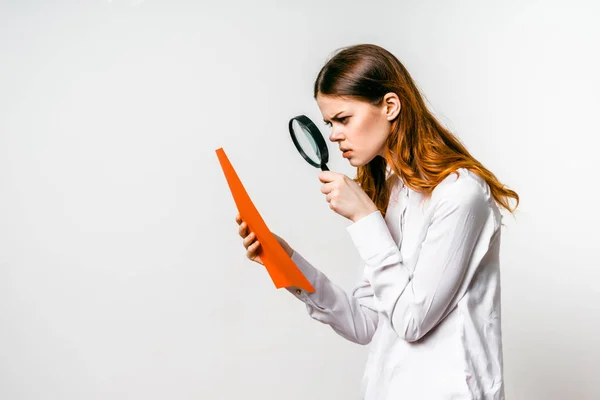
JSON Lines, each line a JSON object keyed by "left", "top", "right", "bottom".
{"left": 295, "top": 289, "right": 302, "bottom": 295}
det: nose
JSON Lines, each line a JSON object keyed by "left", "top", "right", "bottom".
{"left": 329, "top": 126, "right": 344, "bottom": 142}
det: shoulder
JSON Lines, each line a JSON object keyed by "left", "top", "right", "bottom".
{"left": 429, "top": 168, "right": 497, "bottom": 218}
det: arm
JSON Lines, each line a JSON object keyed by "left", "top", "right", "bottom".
{"left": 286, "top": 251, "right": 378, "bottom": 345}
{"left": 347, "top": 178, "right": 496, "bottom": 342}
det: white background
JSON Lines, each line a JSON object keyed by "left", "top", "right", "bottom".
{"left": 1, "top": 1, "right": 598, "bottom": 399}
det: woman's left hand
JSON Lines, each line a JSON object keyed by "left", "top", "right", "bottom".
{"left": 319, "top": 171, "right": 379, "bottom": 222}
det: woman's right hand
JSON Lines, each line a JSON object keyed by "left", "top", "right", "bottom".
{"left": 236, "top": 214, "right": 293, "bottom": 265}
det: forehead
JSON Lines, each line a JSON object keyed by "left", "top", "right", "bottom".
{"left": 317, "top": 94, "right": 356, "bottom": 108}
{"left": 316, "top": 94, "right": 361, "bottom": 111}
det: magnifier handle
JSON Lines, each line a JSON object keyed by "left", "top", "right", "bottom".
{"left": 320, "top": 164, "right": 329, "bottom": 171}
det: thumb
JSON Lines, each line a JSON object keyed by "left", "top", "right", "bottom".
{"left": 318, "top": 171, "right": 339, "bottom": 183}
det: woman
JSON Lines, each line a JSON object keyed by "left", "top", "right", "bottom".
{"left": 236, "top": 44, "right": 518, "bottom": 400}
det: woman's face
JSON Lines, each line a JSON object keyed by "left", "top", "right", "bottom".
{"left": 316, "top": 93, "right": 401, "bottom": 167}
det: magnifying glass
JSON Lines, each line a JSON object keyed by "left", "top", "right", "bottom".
{"left": 288, "top": 115, "right": 330, "bottom": 171}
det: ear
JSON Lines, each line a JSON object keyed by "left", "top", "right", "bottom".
{"left": 382, "top": 92, "right": 401, "bottom": 121}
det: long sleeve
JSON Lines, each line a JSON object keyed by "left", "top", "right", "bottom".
{"left": 286, "top": 250, "right": 379, "bottom": 345}
{"left": 347, "top": 177, "right": 496, "bottom": 342}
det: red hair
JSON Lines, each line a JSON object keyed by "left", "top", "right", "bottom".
{"left": 314, "top": 44, "right": 519, "bottom": 217}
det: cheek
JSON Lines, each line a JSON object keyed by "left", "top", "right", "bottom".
{"left": 355, "top": 118, "right": 381, "bottom": 148}
{"left": 368, "top": 117, "right": 389, "bottom": 144}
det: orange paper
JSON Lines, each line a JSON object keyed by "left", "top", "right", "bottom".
{"left": 216, "top": 147, "right": 315, "bottom": 292}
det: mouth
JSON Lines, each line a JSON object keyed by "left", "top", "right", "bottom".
{"left": 341, "top": 149, "right": 352, "bottom": 158}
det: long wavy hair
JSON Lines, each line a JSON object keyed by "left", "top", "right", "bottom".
{"left": 313, "top": 44, "right": 519, "bottom": 217}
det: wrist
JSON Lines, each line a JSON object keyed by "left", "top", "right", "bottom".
{"left": 352, "top": 207, "right": 378, "bottom": 223}
{"left": 284, "top": 243, "right": 294, "bottom": 258}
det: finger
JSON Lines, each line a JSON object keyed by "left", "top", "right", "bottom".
{"left": 320, "top": 182, "right": 333, "bottom": 194}
{"left": 318, "top": 171, "right": 338, "bottom": 183}
{"left": 243, "top": 232, "right": 256, "bottom": 248}
{"left": 247, "top": 240, "right": 261, "bottom": 258}
{"left": 235, "top": 214, "right": 241, "bottom": 224}
{"left": 238, "top": 221, "right": 248, "bottom": 237}
{"left": 248, "top": 240, "right": 260, "bottom": 252}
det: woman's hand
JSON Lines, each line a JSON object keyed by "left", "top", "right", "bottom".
{"left": 235, "top": 214, "right": 293, "bottom": 265}
{"left": 319, "top": 171, "right": 378, "bottom": 222}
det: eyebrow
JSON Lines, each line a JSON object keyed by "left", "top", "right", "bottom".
{"left": 323, "top": 111, "right": 345, "bottom": 124}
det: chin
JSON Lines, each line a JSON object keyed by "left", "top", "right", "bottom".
{"left": 349, "top": 158, "right": 366, "bottom": 168}
{"left": 349, "top": 154, "right": 375, "bottom": 168}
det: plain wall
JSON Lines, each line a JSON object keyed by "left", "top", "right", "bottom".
{"left": 1, "top": 1, "right": 598, "bottom": 399}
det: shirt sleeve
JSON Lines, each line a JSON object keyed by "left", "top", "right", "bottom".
{"left": 346, "top": 177, "right": 495, "bottom": 342}
{"left": 285, "top": 250, "right": 379, "bottom": 345}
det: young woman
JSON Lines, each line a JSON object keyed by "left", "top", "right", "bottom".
{"left": 236, "top": 43, "right": 518, "bottom": 400}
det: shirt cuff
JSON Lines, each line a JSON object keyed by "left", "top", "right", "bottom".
{"left": 290, "top": 250, "right": 319, "bottom": 284}
{"left": 347, "top": 210, "right": 398, "bottom": 262}
{"left": 285, "top": 250, "right": 320, "bottom": 297}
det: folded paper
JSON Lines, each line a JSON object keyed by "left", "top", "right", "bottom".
{"left": 216, "top": 147, "right": 315, "bottom": 292}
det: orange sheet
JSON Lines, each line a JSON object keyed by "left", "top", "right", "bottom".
{"left": 216, "top": 148, "right": 315, "bottom": 292}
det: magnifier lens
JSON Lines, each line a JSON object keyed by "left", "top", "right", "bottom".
{"left": 289, "top": 114, "right": 329, "bottom": 170}
{"left": 291, "top": 120, "right": 322, "bottom": 164}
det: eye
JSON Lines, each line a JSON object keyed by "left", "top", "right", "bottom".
{"left": 324, "top": 116, "right": 350, "bottom": 127}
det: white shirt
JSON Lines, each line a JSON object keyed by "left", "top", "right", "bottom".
{"left": 287, "top": 168, "right": 505, "bottom": 399}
